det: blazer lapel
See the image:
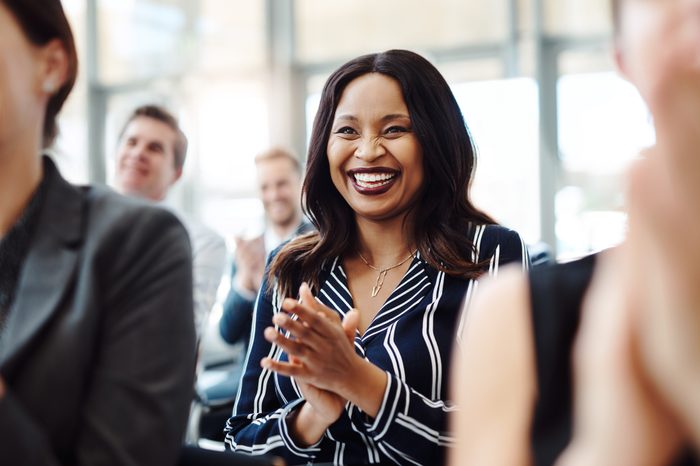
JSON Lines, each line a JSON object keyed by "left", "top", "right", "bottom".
{"left": 0, "top": 157, "right": 84, "bottom": 372}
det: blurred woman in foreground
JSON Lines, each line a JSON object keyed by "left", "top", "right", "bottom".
{"left": 0, "top": 1, "right": 195, "bottom": 464}
{"left": 450, "top": 0, "right": 700, "bottom": 464}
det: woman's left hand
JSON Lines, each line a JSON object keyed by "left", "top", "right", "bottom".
{"left": 262, "top": 283, "right": 361, "bottom": 395}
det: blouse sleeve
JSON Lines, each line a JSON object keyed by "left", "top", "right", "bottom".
{"left": 223, "top": 256, "right": 334, "bottom": 463}
{"left": 349, "top": 371, "right": 454, "bottom": 465}
{"left": 478, "top": 225, "right": 531, "bottom": 276}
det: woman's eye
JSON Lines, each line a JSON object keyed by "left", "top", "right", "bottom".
{"left": 335, "top": 127, "right": 357, "bottom": 136}
{"left": 385, "top": 126, "right": 409, "bottom": 135}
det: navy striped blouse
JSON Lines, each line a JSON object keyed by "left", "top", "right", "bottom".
{"left": 225, "top": 225, "right": 529, "bottom": 465}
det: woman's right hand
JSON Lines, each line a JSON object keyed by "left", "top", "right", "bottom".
{"left": 276, "top": 304, "right": 359, "bottom": 446}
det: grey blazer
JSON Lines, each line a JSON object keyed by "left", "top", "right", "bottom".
{"left": 0, "top": 157, "right": 196, "bottom": 465}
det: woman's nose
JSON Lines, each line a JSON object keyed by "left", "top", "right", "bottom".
{"left": 354, "top": 136, "right": 386, "bottom": 161}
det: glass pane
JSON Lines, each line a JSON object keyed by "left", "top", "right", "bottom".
{"left": 556, "top": 71, "right": 655, "bottom": 259}
{"left": 295, "top": 0, "right": 509, "bottom": 64}
{"left": 97, "top": 0, "right": 265, "bottom": 83}
{"left": 559, "top": 48, "right": 615, "bottom": 75}
{"left": 453, "top": 78, "right": 540, "bottom": 244}
{"left": 97, "top": 0, "right": 191, "bottom": 83}
{"left": 186, "top": 77, "right": 269, "bottom": 239}
{"left": 183, "top": 78, "right": 269, "bottom": 195}
{"left": 55, "top": 1, "right": 89, "bottom": 183}
{"left": 54, "top": 85, "right": 89, "bottom": 184}
{"left": 438, "top": 58, "right": 504, "bottom": 83}
{"left": 196, "top": 0, "right": 266, "bottom": 74}
{"left": 544, "top": 0, "right": 612, "bottom": 36}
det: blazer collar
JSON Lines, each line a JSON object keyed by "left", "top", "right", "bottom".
{"left": 0, "top": 156, "right": 85, "bottom": 372}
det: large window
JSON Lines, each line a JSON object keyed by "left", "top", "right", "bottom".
{"left": 556, "top": 71, "right": 654, "bottom": 258}
{"left": 454, "top": 78, "right": 540, "bottom": 244}
{"left": 295, "top": 0, "right": 508, "bottom": 64}
{"left": 59, "top": 0, "right": 645, "bottom": 258}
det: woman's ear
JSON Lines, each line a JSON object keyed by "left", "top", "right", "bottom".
{"left": 38, "top": 39, "right": 69, "bottom": 95}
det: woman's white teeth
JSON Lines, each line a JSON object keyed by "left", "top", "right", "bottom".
{"left": 353, "top": 172, "right": 395, "bottom": 184}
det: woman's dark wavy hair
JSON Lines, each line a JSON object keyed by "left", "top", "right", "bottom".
{"left": 2, "top": 0, "right": 78, "bottom": 148}
{"left": 270, "top": 49, "right": 496, "bottom": 298}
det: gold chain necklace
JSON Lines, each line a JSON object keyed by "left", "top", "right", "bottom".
{"left": 357, "top": 250, "right": 416, "bottom": 297}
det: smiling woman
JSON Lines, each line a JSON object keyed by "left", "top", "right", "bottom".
{"left": 223, "top": 49, "right": 531, "bottom": 465}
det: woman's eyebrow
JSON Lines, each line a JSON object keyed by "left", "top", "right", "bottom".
{"left": 334, "top": 114, "right": 358, "bottom": 122}
{"left": 334, "top": 113, "right": 410, "bottom": 122}
{"left": 380, "top": 113, "right": 410, "bottom": 122}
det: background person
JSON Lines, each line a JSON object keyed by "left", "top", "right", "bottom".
{"left": 219, "top": 147, "right": 312, "bottom": 351}
{"left": 114, "top": 104, "right": 226, "bottom": 339}
{"left": 0, "top": 1, "right": 196, "bottom": 464}
{"left": 558, "top": 0, "right": 700, "bottom": 463}
{"left": 196, "top": 147, "right": 312, "bottom": 440}
{"left": 224, "top": 49, "right": 529, "bottom": 465}
{"left": 449, "top": 0, "right": 700, "bottom": 465}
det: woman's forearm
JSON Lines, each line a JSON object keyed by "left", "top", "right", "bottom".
{"left": 288, "top": 402, "right": 331, "bottom": 447}
{"left": 337, "top": 358, "right": 388, "bottom": 418}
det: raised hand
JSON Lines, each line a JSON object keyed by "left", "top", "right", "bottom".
{"left": 260, "top": 284, "right": 361, "bottom": 444}
{"left": 623, "top": 2, "right": 700, "bottom": 442}
{"left": 262, "top": 283, "right": 361, "bottom": 395}
{"left": 234, "top": 235, "right": 266, "bottom": 293}
{"left": 262, "top": 283, "right": 387, "bottom": 424}
{"left": 626, "top": 148, "right": 700, "bottom": 447}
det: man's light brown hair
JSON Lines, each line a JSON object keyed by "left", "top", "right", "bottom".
{"left": 254, "top": 147, "right": 302, "bottom": 175}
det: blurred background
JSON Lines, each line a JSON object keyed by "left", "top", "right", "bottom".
{"left": 55, "top": 0, "right": 653, "bottom": 261}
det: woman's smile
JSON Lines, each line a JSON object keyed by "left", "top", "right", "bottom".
{"left": 347, "top": 167, "right": 401, "bottom": 195}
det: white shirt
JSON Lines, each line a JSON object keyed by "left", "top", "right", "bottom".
{"left": 166, "top": 209, "right": 226, "bottom": 339}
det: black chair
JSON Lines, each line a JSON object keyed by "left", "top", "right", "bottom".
{"left": 528, "top": 241, "right": 553, "bottom": 268}
{"left": 178, "top": 445, "right": 282, "bottom": 466}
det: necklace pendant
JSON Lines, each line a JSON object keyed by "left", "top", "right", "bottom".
{"left": 371, "top": 269, "right": 388, "bottom": 298}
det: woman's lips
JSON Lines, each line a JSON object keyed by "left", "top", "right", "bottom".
{"left": 347, "top": 169, "right": 400, "bottom": 195}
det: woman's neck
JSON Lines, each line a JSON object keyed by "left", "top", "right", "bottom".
{"left": 0, "top": 140, "right": 43, "bottom": 237}
{"left": 354, "top": 214, "right": 415, "bottom": 267}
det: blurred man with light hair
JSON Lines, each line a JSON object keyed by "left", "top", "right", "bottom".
{"left": 114, "top": 104, "right": 226, "bottom": 339}
{"left": 203, "top": 147, "right": 312, "bottom": 407}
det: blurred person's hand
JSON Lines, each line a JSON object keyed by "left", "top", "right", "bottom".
{"left": 627, "top": 6, "right": 700, "bottom": 436}
{"left": 234, "top": 235, "right": 266, "bottom": 294}
{"left": 627, "top": 145, "right": 700, "bottom": 446}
